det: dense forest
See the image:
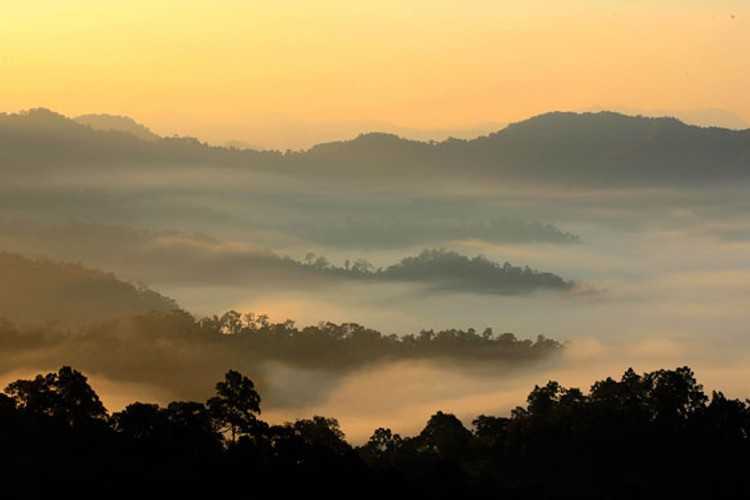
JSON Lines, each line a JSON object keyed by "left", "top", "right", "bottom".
{"left": 295, "top": 248, "right": 574, "bottom": 293}
{"left": 0, "top": 310, "right": 562, "bottom": 404}
{"left": 2, "top": 364, "right": 748, "bottom": 498}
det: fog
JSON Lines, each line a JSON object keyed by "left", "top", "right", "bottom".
{"left": 2, "top": 110, "right": 750, "bottom": 443}
{"left": 178, "top": 214, "right": 750, "bottom": 443}
{"left": 5, "top": 196, "right": 750, "bottom": 442}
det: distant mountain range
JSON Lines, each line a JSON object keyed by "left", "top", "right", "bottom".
{"left": 2, "top": 108, "right": 749, "bottom": 186}
{"left": 74, "top": 113, "right": 160, "bottom": 142}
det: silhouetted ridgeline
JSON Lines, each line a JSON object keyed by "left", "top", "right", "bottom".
{"left": 74, "top": 113, "right": 161, "bottom": 142}
{"left": 0, "top": 310, "right": 562, "bottom": 404}
{"left": 307, "top": 248, "right": 575, "bottom": 293}
{"left": 0, "top": 252, "right": 178, "bottom": 326}
{"left": 0, "top": 108, "right": 278, "bottom": 170}
{"left": 3, "top": 108, "right": 750, "bottom": 186}
{"left": 1, "top": 365, "right": 748, "bottom": 498}
{"left": 374, "top": 249, "right": 573, "bottom": 293}
{"left": 0, "top": 241, "right": 575, "bottom": 296}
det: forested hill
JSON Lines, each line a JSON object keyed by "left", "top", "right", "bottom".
{"left": 0, "top": 108, "right": 279, "bottom": 169}
{"left": 74, "top": 113, "right": 161, "bottom": 142}
{"left": 0, "top": 310, "right": 563, "bottom": 404}
{"left": 3, "top": 108, "right": 749, "bottom": 186}
{"left": 0, "top": 252, "right": 178, "bottom": 325}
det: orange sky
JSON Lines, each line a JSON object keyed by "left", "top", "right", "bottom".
{"left": 1, "top": 0, "right": 748, "bottom": 148}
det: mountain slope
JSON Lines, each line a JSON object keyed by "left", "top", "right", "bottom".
{"left": 0, "top": 251, "right": 178, "bottom": 326}
{"left": 75, "top": 113, "right": 161, "bottom": 142}
{"left": 465, "top": 112, "right": 750, "bottom": 184}
{"left": 2, "top": 108, "right": 749, "bottom": 186}
{"left": 0, "top": 108, "right": 278, "bottom": 170}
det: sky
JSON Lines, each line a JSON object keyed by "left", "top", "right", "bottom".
{"left": 1, "top": 0, "right": 749, "bottom": 147}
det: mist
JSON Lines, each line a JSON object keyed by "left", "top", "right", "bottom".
{"left": 2, "top": 108, "right": 750, "bottom": 444}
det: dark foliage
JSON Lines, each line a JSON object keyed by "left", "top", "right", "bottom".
{"left": 199, "top": 310, "right": 563, "bottom": 370}
{"left": 2, "top": 365, "right": 750, "bottom": 498}
{"left": 0, "top": 310, "right": 562, "bottom": 404}
{"left": 375, "top": 249, "right": 574, "bottom": 292}
{"left": 301, "top": 248, "right": 575, "bottom": 293}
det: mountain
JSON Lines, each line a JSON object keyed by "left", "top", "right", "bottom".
{"left": 0, "top": 251, "right": 178, "bottom": 326}
{"left": 75, "top": 113, "right": 160, "bottom": 142}
{"left": 0, "top": 108, "right": 278, "bottom": 170}
{"left": 2, "top": 108, "right": 749, "bottom": 186}
{"left": 285, "top": 112, "right": 750, "bottom": 185}
{"left": 376, "top": 249, "right": 574, "bottom": 294}
{"left": 466, "top": 111, "right": 750, "bottom": 185}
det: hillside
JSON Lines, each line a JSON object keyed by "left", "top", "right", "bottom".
{"left": 0, "top": 108, "right": 278, "bottom": 170}
{"left": 74, "top": 113, "right": 161, "bottom": 142}
{"left": 0, "top": 252, "right": 178, "bottom": 326}
{"left": 2, "top": 108, "right": 749, "bottom": 186}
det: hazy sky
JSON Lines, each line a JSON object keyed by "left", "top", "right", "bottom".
{"left": 2, "top": 0, "right": 748, "bottom": 148}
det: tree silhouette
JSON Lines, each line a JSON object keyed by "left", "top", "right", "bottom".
{"left": 207, "top": 370, "right": 261, "bottom": 443}
{"left": 2, "top": 364, "right": 750, "bottom": 497}
{"left": 363, "top": 427, "right": 403, "bottom": 457}
{"left": 288, "top": 416, "right": 349, "bottom": 455}
{"left": 112, "top": 402, "right": 167, "bottom": 441}
{"left": 417, "top": 411, "right": 473, "bottom": 459}
{"left": 4, "top": 366, "right": 107, "bottom": 428}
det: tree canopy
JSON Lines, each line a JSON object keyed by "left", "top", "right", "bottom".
{"left": 2, "top": 364, "right": 750, "bottom": 498}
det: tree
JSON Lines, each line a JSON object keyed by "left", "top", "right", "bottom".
{"left": 525, "top": 380, "right": 565, "bottom": 419}
{"left": 54, "top": 366, "right": 108, "bottom": 427}
{"left": 0, "top": 393, "right": 16, "bottom": 418}
{"left": 418, "top": 411, "right": 473, "bottom": 458}
{"left": 472, "top": 415, "right": 509, "bottom": 447}
{"left": 112, "top": 402, "right": 168, "bottom": 440}
{"left": 167, "top": 401, "right": 224, "bottom": 453}
{"left": 219, "top": 310, "right": 243, "bottom": 335}
{"left": 207, "top": 370, "right": 261, "bottom": 443}
{"left": 644, "top": 366, "right": 708, "bottom": 423}
{"left": 361, "top": 427, "right": 403, "bottom": 463}
{"left": 289, "top": 416, "right": 349, "bottom": 454}
{"left": 4, "top": 373, "right": 57, "bottom": 417}
{"left": 4, "top": 366, "right": 107, "bottom": 428}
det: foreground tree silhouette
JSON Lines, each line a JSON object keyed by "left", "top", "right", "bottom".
{"left": 417, "top": 411, "right": 473, "bottom": 459}
{"left": 363, "top": 427, "right": 403, "bottom": 458}
{"left": 4, "top": 365, "right": 107, "bottom": 428}
{"left": 2, "top": 364, "right": 750, "bottom": 497}
{"left": 288, "top": 416, "right": 350, "bottom": 455}
{"left": 112, "top": 402, "right": 167, "bottom": 441}
{"left": 207, "top": 370, "right": 261, "bottom": 443}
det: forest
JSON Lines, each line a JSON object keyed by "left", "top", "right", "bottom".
{"left": 4, "top": 2, "right": 750, "bottom": 497}
{"left": 0, "top": 309, "right": 562, "bottom": 405}
{"left": 2, "top": 364, "right": 748, "bottom": 498}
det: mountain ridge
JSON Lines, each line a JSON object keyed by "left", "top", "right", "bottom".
{"left": 74, "top": 113, "right": 160, "bottom": 142}
{"left": 2, "top": 108, "right": 749, "bottom": 186}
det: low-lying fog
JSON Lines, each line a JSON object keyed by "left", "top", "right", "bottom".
{"left": 161, "top": 220, "right": 750, "bottom": 441}
{"left": 3, "top": 169, "right": 750, "bottom": 442}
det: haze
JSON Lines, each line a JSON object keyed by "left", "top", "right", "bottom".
{"left": 2, "top": 1, "right": 750, "bottom": 451}
{"left": 1, "top": 0, "right": 748, "bottom": 148}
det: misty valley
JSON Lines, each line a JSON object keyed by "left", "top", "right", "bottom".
{"left": 3, "top": 106, "right": 750, "bottom": 497}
